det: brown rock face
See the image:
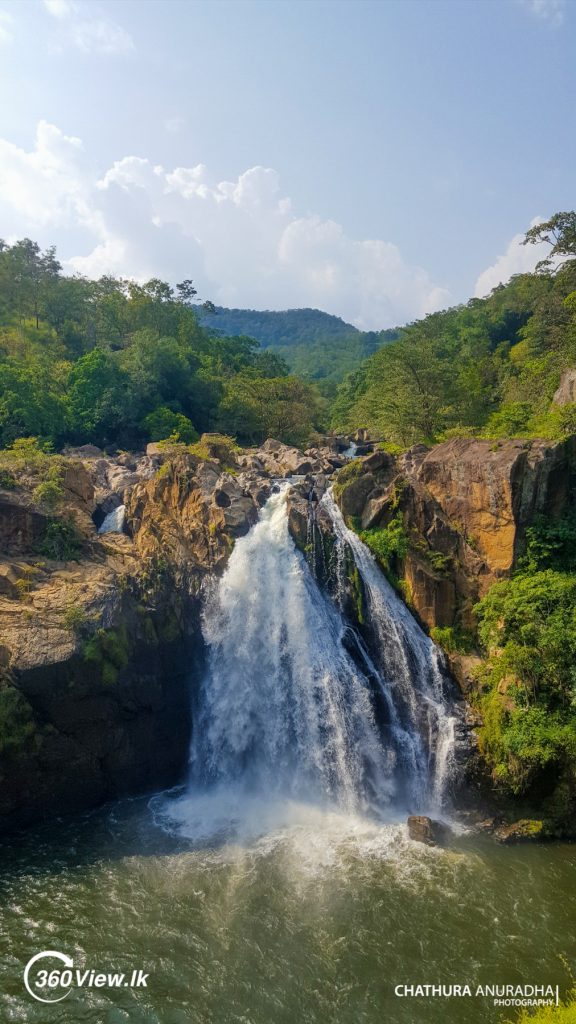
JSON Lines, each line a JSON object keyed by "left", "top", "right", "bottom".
{"left": 0, "top": 445, "right": 269, "bottom": 833}
{"left": 553, "top": 368, "right": 576, "bottom": 406}
{"left": 126, "top": 454, "right": 259, "bottom": 580}
{"left": 333, "top": 436, "right": 576, "bottom": 634}
{"left": 414, "top": 437, "right": 573, "bottom": 575}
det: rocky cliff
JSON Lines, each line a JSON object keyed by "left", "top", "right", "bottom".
{"left": 0, "top": 435, "right": 348, "bottom": 833}
{"left": 2, "top": 430, "right": 573, "bottom": 836}
{"left": 334, "top": 436, "right": 576, "bottom": 640}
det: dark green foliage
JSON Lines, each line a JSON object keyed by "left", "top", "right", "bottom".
{"left": 83, "top": 626, "right": 130, "bottom": 686}
{"left": 36, "top": 518, "right": 81, "bottom": 561}
{"left": 196, "top": 304, "right": 397, "bottom": 391}
{"left": 332, "top": 224, "right": 576, "bottom": 446}
{"left": 0, "top": 686, "right": 35, "bottom": 754}
{"left": 0, "top": 240, "right": 326, "bottom": 452}
{"left": 142, "top": 406, "right": 199, "bottom": 444}
{"left": 474, "top": 515, "right": 576, "bottom": 799}
{"left": 520, "top": 514, "right": 576, "bottom": 573}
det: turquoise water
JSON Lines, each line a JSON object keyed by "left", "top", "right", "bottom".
{"left": 0, "top": 792, "right": 574, "bottom": 1024}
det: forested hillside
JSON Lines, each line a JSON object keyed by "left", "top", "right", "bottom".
{"left": 0, "top": 241, "right": 324, "bottom": 451}
{"left": 196, "top": 304, "right": 397, "bottom": 390}
{"left": 332, "top": 213, "right": 576, "bottom": 447}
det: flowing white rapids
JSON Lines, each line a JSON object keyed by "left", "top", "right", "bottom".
{"left": 190, "top": 483, "right": 396, "bottom": 815}
{"left": 321, "top": 490, "right": 457, "bottom": 808}
{"left": 156, "top": 482, "right": 457, "bottom": 847}
{"left": 98, "top": 503, "right": 126, "bottom": 534}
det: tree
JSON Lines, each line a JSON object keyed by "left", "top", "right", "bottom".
{"left": 523, "top": 212, "right": 576, "bottom": 271}
{"left": 176, "top": 279, "right": 197, "bottom": 305}
{"left": 67, "top": 349, "right": 131, "bottom": 445}
{"left": 218, "top": 374, "right": 321, "bottom": 446}
{"left": 142, "top": 406, "right": 198, "bottom": 444}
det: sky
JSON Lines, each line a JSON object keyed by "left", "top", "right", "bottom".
{"left": 0, "top": 0, "right": 574, "bottom": 330}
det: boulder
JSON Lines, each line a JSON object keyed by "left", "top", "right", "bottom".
{"left": 407, "top": 815, "right": 450, "bottom": 846}
{"left": 495, "top": 819, "right": 544, "bottom": 844}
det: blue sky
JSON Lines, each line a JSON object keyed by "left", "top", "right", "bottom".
{"left": 0, "top": 0, "right": 574, "bottom": 328}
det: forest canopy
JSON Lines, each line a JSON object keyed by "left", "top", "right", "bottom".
{"left": 331, "top": 212, "right": 576, "bottom": 447}
{"left": 2, "top": 213, "right": 576, "bottom": 456}
{"left": 0, "top": 238, "right": 323, "bottom": 451}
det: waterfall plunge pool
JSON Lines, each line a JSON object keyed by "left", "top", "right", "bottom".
{"left": 0, "top": 796, "right": 575, "bottom": 1024}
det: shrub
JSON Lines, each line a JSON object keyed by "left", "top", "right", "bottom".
{"left": 0, "top": 469, "right": 16, "bottom": 489}
{"left": 333, "top": 459, "right": 365, "bottom": 499}
{"left": 482, "top": 402, "right": 532, "bottom": 439}
{"left": 32, "top": 463, "right": 64, "bottom": 511}
{"left": 360, "top": 516, "right": 408, "bottom": 568}
{"left": 142, "top": 406, "right": 199, "bottom": 445}
{"left": 62, "top": 603, "right": 87, "bottom": 633}
{"left": 474, "top": 569, "right": 576, "bottom": 796}
{"left": 0, "top": 436, "right": 53, "bottom": 472}
{"left": 0, "top": 686, "right": 35, "bottom": 754}
{"left": 36, "top": 518, "right": 81, "bottom": 561}
{"left": 430, "top": 626, "right": 474, "bottom": 655}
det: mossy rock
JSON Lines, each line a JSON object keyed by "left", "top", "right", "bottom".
{"left": 0, "top": 685, "right": 36, "bottom": 755}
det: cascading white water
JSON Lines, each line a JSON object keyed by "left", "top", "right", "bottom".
{"left": 98, "top": 503, "right": 126, "bottom": 534}
{"left": 188, "top": 482, "right": 396, "bottom": 817}
{"left": 321, "top": 490, "right": 457, "bottom": 808}
{"left": 157, "top": 480, "right": 458, "bottom": 847}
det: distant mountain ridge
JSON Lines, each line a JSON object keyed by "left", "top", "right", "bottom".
{"left": 195, "top": 305, "right": 359, "bottom": 345}
{"left": 195, "top": 305, "right": 398, "bottom": 388}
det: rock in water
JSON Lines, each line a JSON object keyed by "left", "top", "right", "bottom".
{"left": 495, "top": 819, "right": 544, "bottom": 844}
{"left": 407, "top": 815, "right": 448, "bottom": 846}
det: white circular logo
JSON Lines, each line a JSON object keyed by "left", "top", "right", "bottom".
{"left": 23, "top": 950, "right": 74, "bottom": 1004}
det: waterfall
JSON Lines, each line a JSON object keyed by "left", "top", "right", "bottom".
{"left": 188, "top": 482, "right": 396, "bottom": 817}
{"left": 321, "top": 490, "right": 457, "bottom": 808}
{"left": 162, "top": 481, "right": 458, "bottom": 840}
{"left": 98, "top": 503, "right": 126, "bottom": 534}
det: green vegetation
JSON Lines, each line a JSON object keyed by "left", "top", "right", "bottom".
{"left": 35, "top": 518, "right": 81, "bottom": 561}
{"left": 62, "top": 603, "right": 88, "bottom": 633}
{"left": 196, "top": 304, "right": 398, "bottom": 394}
{"left": 473, "top": 515, "right": 576, "bottom": 805}
{"left": 333, "top": 213, "right": 576, "bottom": 447}
{"left": 430, "top": 626, "right": 475, "bottom": 655}
{"left": 0, "top": 685, "right": 35, "bottom": 754}
{"left": 359, "top": 517, "right": 408, "bottom": 576}
{"left": 508, "top": 988, "right": 576, "bottom": 1023}
{"left": 0, "top": 239, "right": 324, "bottom": 452}
{"left": 332, "top": 458, "right": 365, "bottom": 499}
{"left": 83, "top": 626, "right": 130, "bottom": 686}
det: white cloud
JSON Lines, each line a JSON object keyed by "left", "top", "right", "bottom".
{"left": 43, "top": 0, "right": 76, "bottom": 17}
{"left": 474, "top": 218, "right": 549, "bottom": 297}
{"left": 0, "top": 121, "right": 450, "bottom": 329}
{"left": 42, "top": 0, "right": 134, "bottom": 55}
{"left": 518, "top": 0, "right": 566, "bottom": 28}
{"left": 0, "top": 11, "right": 14, "bottom": 44}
